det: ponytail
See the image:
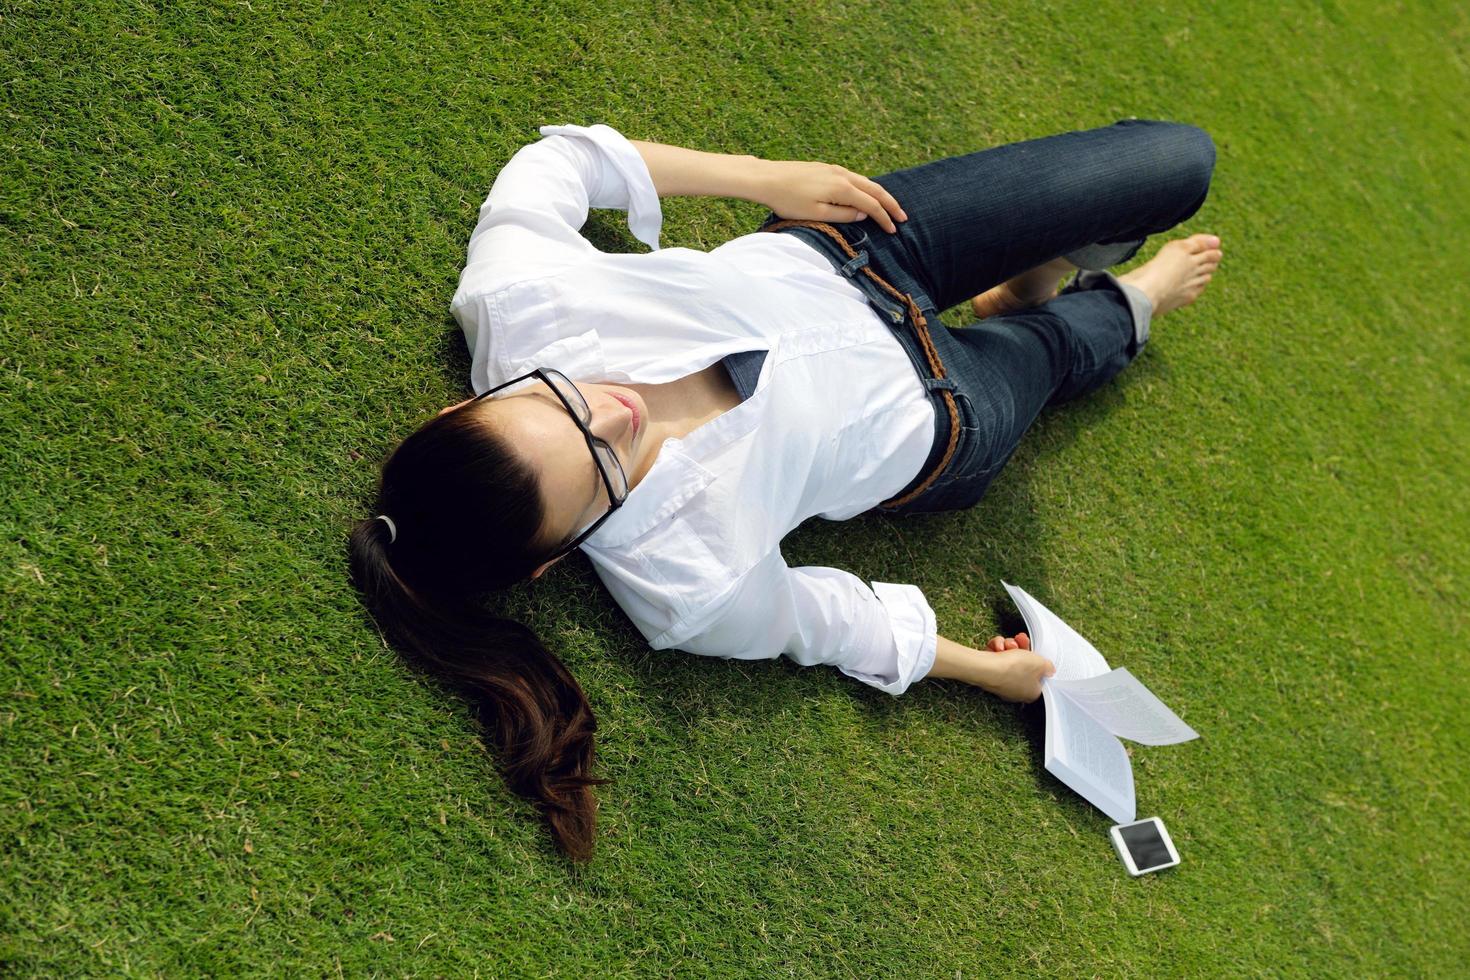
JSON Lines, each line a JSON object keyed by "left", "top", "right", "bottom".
{"left": 348, "top": 408, "right": 611, "bottom": 861}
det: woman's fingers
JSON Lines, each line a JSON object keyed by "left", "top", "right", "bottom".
{"left": 836, "top": 185, "right": 897, "bottom": 232}
{"left": 1016, "top": 632, "right": 1031, "bottom": 650}
{"left": 840, "top": 174, "right": 905, "bottom": 232}
{"left": 769, "top": 162, "right": 907, "bottom": 231}
{"left": 1004, "top": 638, "right": 1018, "bottom": 650}
{"left": 855, "top": 174, "right": 907, "bottom": 224}
{"left": 813, "top": 202, "right": 870, "bottom": 225}
{"left": 988, "top": 636, "right": 1006, "bottom": 652}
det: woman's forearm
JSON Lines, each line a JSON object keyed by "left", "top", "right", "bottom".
{"left": 929, "top": 634, "right": 994, "bottom": 687}
{"left": 929, "top": 633, "right": 1055, "bottom": 703}
{"left": 628, "top": 139, "right": 770, "bottom": 203}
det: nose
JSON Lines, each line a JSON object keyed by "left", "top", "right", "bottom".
{"left": 586, "top": 390, "right": 632, "bottom": 448}
{"left": 589, "top": 394, "right": 621, "bottom": 441}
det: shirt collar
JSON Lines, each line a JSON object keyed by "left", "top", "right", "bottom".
{"left": 580, "top": 446, "right": 716, "bottom": 548}
{"left": 578, "top": 358, "right": 768, "bottom": 549}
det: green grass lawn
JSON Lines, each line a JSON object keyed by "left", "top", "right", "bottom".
{"left": 4, "top": 0, "right": 1468, "bottom": 974}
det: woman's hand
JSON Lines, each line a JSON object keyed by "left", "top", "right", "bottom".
{"left": 981, "top": 632, "right": 1056, "bottom": 703}
{"left": 929, "top": 632, "right": 1056, "bottom": 703}
{"left": 754, "top": 160, "right": 908, "bottom": 233}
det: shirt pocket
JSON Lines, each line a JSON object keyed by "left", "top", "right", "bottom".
{"left": 483, "top": 277, "right": 606, "bottom": 386}
{"left": 648, "top": 517, "right": 727, "bottom": 616}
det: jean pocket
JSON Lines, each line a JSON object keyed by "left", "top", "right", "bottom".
{"left": 944, "top": 381, "right": 1012, "bottom": 476}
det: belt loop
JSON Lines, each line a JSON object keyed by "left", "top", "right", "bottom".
{"left": 924, "top": 379, "right": 975, "bottom": 427}
{"left": 839, "top": 249, "right": 869, "bottom": 278}
{"left": 869, "top": 292, "right": 906, "bottom": 324}
{"left": 953, "top": 390, "right": 977, "bottom": 429}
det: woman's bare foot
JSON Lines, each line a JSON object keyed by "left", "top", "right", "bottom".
{"left": 970, "top": 257, "right": 1075, "bottom": 319}
{"left": 1118, "top": 234, "right": 1223, "bottom": 317}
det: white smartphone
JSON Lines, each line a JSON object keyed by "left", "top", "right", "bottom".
{"left": 1109, "top": 817, "right": 1181, "bottom": 876}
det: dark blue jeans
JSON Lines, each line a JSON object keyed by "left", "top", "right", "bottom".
{"left": 760, "top": 119, "right": 1216, "bottom": 515}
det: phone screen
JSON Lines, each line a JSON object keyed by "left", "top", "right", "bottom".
{"left": 1119, "top": 820, "right": 1173, "bottom": 871}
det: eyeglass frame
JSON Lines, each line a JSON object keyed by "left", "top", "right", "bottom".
{"left": 472, "top": 367, "right": 628, "bottom": 564}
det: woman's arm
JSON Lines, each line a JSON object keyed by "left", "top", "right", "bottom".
{"left": 627, "top": 140, "right": 768, "bottom": 201}
{"left": 929, "top": 633, "right": 1056, "bottom": 702}
{"left": 628, "top": 139, "right": 908, "bottom": 233}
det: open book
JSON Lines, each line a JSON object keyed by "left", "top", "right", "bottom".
{"left": 1004, "top": 582, "right": 1199, "bottom": 823}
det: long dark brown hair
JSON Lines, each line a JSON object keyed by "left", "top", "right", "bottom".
{"left": 347, "top": 405, "right": 610, "bottom": 861}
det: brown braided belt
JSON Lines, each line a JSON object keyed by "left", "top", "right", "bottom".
{"left": 760, "top": 219, "right": 961, "bottom": 510}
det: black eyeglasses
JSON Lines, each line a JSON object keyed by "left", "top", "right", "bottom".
{"left": 474, "top": 367, "right": 628, "bottom": 562}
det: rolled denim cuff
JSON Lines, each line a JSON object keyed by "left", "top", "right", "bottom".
{"left": 1062, "top": 269, "right": 1154, "bottom": 350}
{"left": 1063, "top": 238, "right": 1144, "bottom": 271}
{"left": 1117, "top": 280, "right": 1154, "bottom": 348}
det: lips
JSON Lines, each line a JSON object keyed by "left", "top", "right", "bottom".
{"left": 611, "top": 391, "right": 640, "bottom": 434}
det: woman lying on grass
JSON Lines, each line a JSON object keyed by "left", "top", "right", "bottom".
{"left": 348, "top": 120, "right": 1220, "bottom": 861}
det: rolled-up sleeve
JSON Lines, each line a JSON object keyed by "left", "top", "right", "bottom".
{"left": 653, "top": 550, "right": 938, "bottom": 696}
{"left": 457, "top": 123, "right": 663, "bottom": 295}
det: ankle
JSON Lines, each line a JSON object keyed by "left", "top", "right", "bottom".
{"left": 1118, "top": 268, "right": 1160, "bottom": 311}
{"left": 1015, "top": 258, "right": 1075, "bottom": 295}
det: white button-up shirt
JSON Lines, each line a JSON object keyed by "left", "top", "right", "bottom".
{"left": 451, "top": 123, "right": 939, "bottom": 695}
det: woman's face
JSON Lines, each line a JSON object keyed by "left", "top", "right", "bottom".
{"left": 453, "top": 379, "right": 651, "bottom": 564}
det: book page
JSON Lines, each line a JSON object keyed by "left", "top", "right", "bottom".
{"left": 1002, "top": 582, "right": 1110, "bottom": 680}
{"left": 1042, "top": 684, "right": 1136, "bottom": 824}
{"left": 1049, "top": 667, "right": 1200, "bottom": 745}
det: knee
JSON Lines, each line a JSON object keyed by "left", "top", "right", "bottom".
{"left": 1172, "top": 123, "right": 1216, "bottom": 190}
{"left": 1116, "top": 119, "right": 1216, "bottom": 190}
{"left": 1159, "top": 122, "right": 1215, "bottom": 200}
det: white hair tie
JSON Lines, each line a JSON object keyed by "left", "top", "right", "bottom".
{"left": 375, "top": 514, "right": 398, "bottom": 543}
